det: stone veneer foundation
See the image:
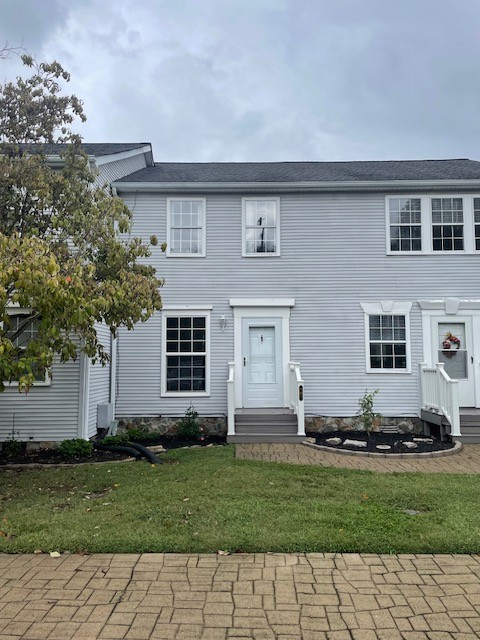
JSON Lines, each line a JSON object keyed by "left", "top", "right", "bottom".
{"left": 117, "top": 415, "right": 423, "bottom": 437}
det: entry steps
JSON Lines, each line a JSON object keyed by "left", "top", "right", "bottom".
{"left": 421, "top": 408, "right": 480, "bottom": 443}
{"left": 227, "top": 409, "right": 304, "bottom": 444}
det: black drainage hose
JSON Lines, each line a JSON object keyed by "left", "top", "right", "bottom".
{"left": 128, "top": 442, "right": 163, "bottom": 465}
{"left": 93, "top": 441, "right": 142, "bottom": 460}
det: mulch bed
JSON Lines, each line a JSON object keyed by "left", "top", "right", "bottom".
{"left": 309, "top": 430, "right": 455, "bottom": 454}
{"left": 0, "top": 435, "right": 226, "bottom": 466}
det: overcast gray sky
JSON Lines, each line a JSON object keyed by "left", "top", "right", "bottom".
{"left": 1, "top": 0, "right": 480, "bottom": 162}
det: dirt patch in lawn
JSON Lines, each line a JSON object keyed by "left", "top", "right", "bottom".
{"left": 309, "top": 431, "right": 455, "bottom": 454}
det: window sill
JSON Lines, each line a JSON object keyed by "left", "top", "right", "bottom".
{"left": 366, "top": 369, "right": 411, "bottom": 374}
{"left": 166, "top": 253, "right": 206, "bottom": 258}
{"left": 161, "top": 391, "right": 210, "bottom": 398}
{"left": 242, "top": 253, "right": 281, "bottom": 258}
{"left": 3, "top": 380, "right": 51, "bottom": 387}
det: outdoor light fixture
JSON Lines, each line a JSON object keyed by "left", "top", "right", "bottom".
{"left": 219, "top": 315, "right": 227, "bottom": 331}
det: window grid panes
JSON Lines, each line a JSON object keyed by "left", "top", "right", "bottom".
{"left": 369, "top": 315, "right": 407, "bottom": 370}
{"left": 4, "top": 314, "right": 44, "bottom": 382}
{"left": 474, "top": 198, "right": 480, "bottom": 251}
{"left": 431, "top": 198, "right": 464, "bottom": 251}
{"left": 169, "top": 200, "right": 204, "bottom": 255}
{"left": 244, "top": 200, "right": 277, "bottom": 254}
{"left": 389, "top": 198, "right": 422, "bottom": 252}
{"left": 165, "top": 316, "right": 206, "bottom": 392}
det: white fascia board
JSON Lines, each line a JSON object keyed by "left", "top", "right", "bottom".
{"left": 95, "top": 145, "right": 152, "bottom": 166}
{"left": 229, "top": 298, "right": 295, "bottom": 308}
{"left": 112, "top": 179, "right": 480, "bottom": 194}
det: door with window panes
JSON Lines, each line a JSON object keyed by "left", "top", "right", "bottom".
{"left": 432, "top": 318, "right": 475, "bottom": 406}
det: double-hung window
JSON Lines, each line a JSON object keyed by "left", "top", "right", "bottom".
{"left": 386, "top": 195, "right": 478, "bottom": 254}
{"left": 431, "top": 198, "right": 464, "bottom": 251}
{"left": 361, "top": 303, "right": 412, "bottom": 373}
{"left": 242, "top": 198, "right": 280, "bottom": 256}
{"left": 167, "top": 198, "right": 206, "bottom": 256}
{"left": 388, "top": 198, "right": 422, "bottom": 252}
{"left": 162, "top": 309, "right": 210, "bottom": 395}
{"left": 474, "top": 198, "right": 480, "bottom": 251}
{"left": 3, "top": 310, "right": 49, "bottom": 385}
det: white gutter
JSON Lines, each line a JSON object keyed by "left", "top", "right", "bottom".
{"left": 112, "top": 178, "right": 480, "bottom": 193}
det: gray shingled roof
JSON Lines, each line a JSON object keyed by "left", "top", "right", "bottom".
{"left": 116, "top": 159, "right": 480, "bottom": 183}
{"left": 19, "top": 143, "right": 150, "bottom": 157}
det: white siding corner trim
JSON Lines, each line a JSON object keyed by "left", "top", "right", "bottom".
{"left": 78, "top": 353, "right": 90, "bottom": 439}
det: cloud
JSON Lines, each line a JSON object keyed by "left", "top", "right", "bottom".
{"left": 2, "top": 0, "right": 480, "bottom": 161}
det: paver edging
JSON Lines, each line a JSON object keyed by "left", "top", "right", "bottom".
{"left": 302, "top": 439, "right": 463, "bottom": 458}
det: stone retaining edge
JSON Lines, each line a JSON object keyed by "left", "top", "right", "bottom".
{"left": 302, "top": 440, "right": 463, "bottom": 458}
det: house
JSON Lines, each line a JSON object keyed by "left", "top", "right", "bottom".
{"left": 3, "top": 148, "right": 480, "bottom": 444}
{"left": 0, "top": 143, "right": 153, "bottom": 444}
{"left": 112, "top": 157, "right": 480, "bottom": 443}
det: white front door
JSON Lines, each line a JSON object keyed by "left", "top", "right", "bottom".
{"left": 432, "top": 318, "right": 475, "bottom": 406}
{"left": 242, "top": 319, "right": 283, "bottom": 408}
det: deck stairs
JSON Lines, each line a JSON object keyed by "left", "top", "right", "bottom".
{"left": 227, "top": 408, "right": 305, "bottom": 444}
{"left": 421, "top": 408, "right": 480, "bottom": 443}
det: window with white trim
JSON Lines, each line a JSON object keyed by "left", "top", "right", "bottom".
{"left": 388, "top": 198, "right": 422, "bottom": 252}
{"left": 3, "top": 311, "right": 49, "bottom": 384}
{"left": 474, "top": 198, "right": 480, "bottom": 251}
{"left": 385, "top": 195, "right": 480, "bottom": 254}
{"left": 242, "top": 198, "right": 280, "bottom": 256}
{"left": 368, "top": 315, "right": 407, "bottom": 370}
{"left": 361, "top": 302, "right": 412, "bottom": 373}
{"left": 432, "top": 198, "right": 463, "bottom": 251}
{"left": 167, "top": 198, "right": 206, "bottom": 256}
{"left": 162, "top": 310, "right": 210, "bottom": 394}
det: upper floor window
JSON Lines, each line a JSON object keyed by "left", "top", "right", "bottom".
{"left": 474, "top": 198, "right": 480, "bottom": 251}
{"left": 167, "top": 198, "right": 206, "bottom": 257}
{"left": 386, "top": 195, "right": 478, "bottom": 254}
{"left": 389, "top": 198, "right": 422, "bottom": 252}
{"left": 432, "top": 198, "right": 463, "bottom": 251}
{"left": 242, "top": 198, "right": 280, "bottom": 256}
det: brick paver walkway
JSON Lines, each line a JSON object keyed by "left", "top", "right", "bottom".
{"left": 2, "top": 553, "right": 480, "bottom": 639}
{"left": 236, "top": 443, "right": 480, "bottom": 473}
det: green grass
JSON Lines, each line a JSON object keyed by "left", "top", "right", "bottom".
{"left": 1, "top": 445, "right": 480, "bottom": 554}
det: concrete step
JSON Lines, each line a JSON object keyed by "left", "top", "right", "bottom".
{"left": 235, "top": 415, "right": 297, "bottom": 424}
{"left": 228, "top": 434, "right": 306, "bottom": 443}
{"left": 235, "top": 426, "right": 298, "bottom": 435}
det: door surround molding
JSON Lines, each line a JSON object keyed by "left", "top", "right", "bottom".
{"left": 421, "top": 303, "right": 480, "bottom": 408}
{"left": 230, "top": 299, "right": 293, "bottom": 409}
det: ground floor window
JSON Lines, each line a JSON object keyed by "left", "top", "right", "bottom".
{"left": 162, "top": 310, "right": 210, "bottom": 395}
{"left": 361, "top": 302, "right": 412, "bottom": 373}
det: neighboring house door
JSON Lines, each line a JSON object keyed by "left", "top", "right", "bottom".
{"left": 242, "top": 319, "right": 283, "bottom": 408}
{"left": 432, "top": 318, "right": 475, "bottom": 407}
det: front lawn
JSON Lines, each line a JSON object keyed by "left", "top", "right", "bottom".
{"left": 1, "top": 445, "right": 479, "bottom": 554}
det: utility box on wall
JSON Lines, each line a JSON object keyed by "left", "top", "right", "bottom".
{"left": 97, "top": 403, "right": 114, "bottom": 429}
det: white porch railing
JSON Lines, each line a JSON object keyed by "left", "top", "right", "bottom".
{"left": 419, "top": 362, "right": 461, "bottom": 437}
{"left": 226, "top": 360, "right": 305, "bottom": 437}
{"left": 289, "top": 361, "right": 305, "bottom": 436}
{"left": 227, "top": 361, "right": 235, "bottom": 436}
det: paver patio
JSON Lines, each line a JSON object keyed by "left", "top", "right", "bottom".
{"left": 1, "top": 552, "right": 480, "bottom": 639}
{"left": 236, "top": 443, "right": 480, "bottom": 473}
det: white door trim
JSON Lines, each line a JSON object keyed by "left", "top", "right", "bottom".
{"left": 231, "top": 302, "right": 292, "bottom": 409}
{"left": 421, "top": 307, "right": 480, "bottom": 408}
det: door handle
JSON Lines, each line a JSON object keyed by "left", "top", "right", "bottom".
{"left": 243, "top": 357, "right": 246, "bottom": 367}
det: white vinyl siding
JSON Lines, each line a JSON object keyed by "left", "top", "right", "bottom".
{"left": 166, "top": 198, "right": 206, "bottom": 256}
{"left": 242, "top": 197, "right": 280, "bottom": 256}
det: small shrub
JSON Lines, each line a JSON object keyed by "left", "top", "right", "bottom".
{"left": 59, "top": 438, "right": 93, "bottom": 458}
{"left": 124, "top": 428, "right": 148, "bottom": 442}
{"left": 101, "top": 434, "right": 130, "bottom": 446}
{"left": 1, "top": 438, "right": 23, "bottom": 460}
{"left": 176, "top": 405, "right": 202, "bottom": 440}
{"left": 356, "top": 389, "right": 382, "bottom": 433}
